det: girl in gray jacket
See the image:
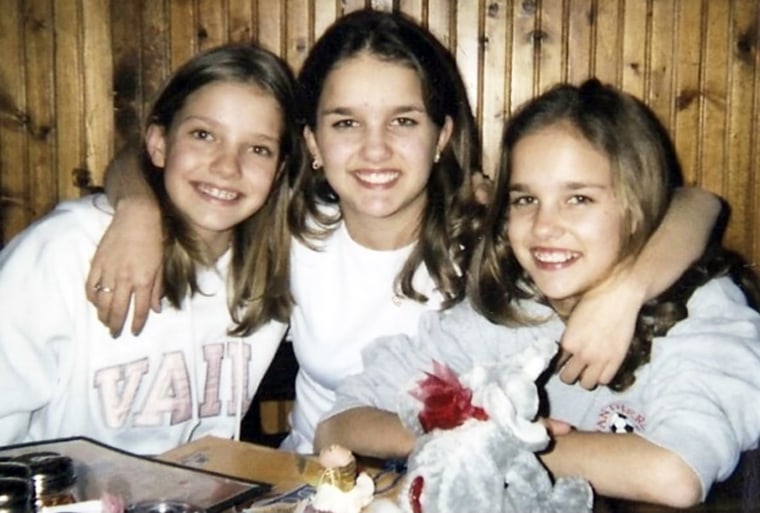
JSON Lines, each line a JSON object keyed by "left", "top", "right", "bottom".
{"left": 315, "top": 79, "right": 760, "bottom": 509}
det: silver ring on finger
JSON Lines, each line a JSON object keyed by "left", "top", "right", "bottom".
{"left": 94, "top": 282, "right": 115, "bottom": 294}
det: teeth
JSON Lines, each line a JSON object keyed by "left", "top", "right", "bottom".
{"left": 355, "top": 171, "right": 399, "bottom": 185}
{"left": 198, "top": 183, "right": 239, "bottom": 200}
{"left": 533, "top": 250, "right": 577, "bottom": 263}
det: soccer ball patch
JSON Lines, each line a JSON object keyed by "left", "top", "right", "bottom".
{"left": 608, "top": 412, "right": 636, "bottom": 433}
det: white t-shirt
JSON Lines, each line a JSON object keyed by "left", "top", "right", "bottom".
{"left": 282, "top": 221, "right": 444, "bottom": 452}
{"left": 0, "top": 195, "right": 287, "bottom": 455}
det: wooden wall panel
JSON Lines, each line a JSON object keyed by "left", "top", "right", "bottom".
{"left": 81, "top": 0, "right": 113, "bottom": 188}
{"left": 55, "top": 1, "right": 86, "bottom": 201}
{"left": 647, "top": 1, "right": 676, "bottom": 127}
{"left": 24, "top": 0, "right": 56, "bottom": 221}
{"left": 0, "top": 0, "right": 26, "bottom": 240}
{"left": 1, "top": 0, "right": 758, "bottom": 274}
{"left": 482, "top": 0, "right": 510, "bottom": 176}
{"left": 566, "top": 0, "right": 593, "bottom": 84}
{"left": 169, "top": 1, "right": 196, "bottom": 68}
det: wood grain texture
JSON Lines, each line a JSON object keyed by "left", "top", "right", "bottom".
{"left": 0, "top": 0, "right": 758, "bottom": 272}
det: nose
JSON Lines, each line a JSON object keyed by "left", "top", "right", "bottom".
{"left": 210, "top": 147, "right": 242, "bottom": 178}
{"left": 531, "top": 204, "right": 563, "bottom": 240}
{"left": 360, "top": 125, "right": 392, "bottom": 162}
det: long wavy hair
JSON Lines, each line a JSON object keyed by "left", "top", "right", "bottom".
{"left": 142, "top": 43, "right": 304, "bottom": 336}
{"left": 288, "top": 8, "right": 484, "bottom": 308}
{"left": 469, "top": 79, "right": 760, "bottom": 390}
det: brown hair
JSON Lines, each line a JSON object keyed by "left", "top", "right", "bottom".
{"left": 469, "top": 79, "right": 760, "bottom": 390}
{"left": 288, "top": 9, "right": 484, "bottom": 308}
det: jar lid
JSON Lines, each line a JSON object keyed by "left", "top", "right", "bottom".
{"left": 0, "top": 476, "right": 32, "bottom": 508}
{"left": 13, "top": 453, "right": 76, "bottom": 495}
{"left": 127, "top": 501, "right": 205, "bottom": 513}
{"left": 0, "top": 463, "right": 30, "bottom": 480}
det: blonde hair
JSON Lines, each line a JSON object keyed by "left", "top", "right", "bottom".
{"left": 142, "top": 43, "right": 304, "bottom": 335}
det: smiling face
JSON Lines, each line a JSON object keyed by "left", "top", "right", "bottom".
{"left": 304, "top": 52, "right": 452, "bottom": 249}
{"left": 507, "top": 122, "right": 626, "bottom": 316}
{"left": 146, "top": 81, "right": 283, "bottom": 256}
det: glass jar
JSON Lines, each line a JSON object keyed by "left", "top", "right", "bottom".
{"left": 13, "top": 453, "right": 77, "bottom": 510}
{"left": 0, "top": 477, "right": 33, "bottom": 513}
{"left": 0, "top": 463, "right": 30, "bottom": 481}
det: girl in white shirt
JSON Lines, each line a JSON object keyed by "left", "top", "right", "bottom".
{"left": 0, "top": 43, "right": 302, "bottom": 454}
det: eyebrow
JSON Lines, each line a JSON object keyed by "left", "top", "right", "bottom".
{"left": 179, "top": 115, "right": 280, "bottom": 143}
{"left": 508, "top": 181, "right": 611, "bottom": 191}
{"left": 319, "top": 104, "right": 427, "bottom": 117}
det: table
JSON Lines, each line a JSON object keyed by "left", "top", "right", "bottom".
{"left": 158, "top": 436, "right": 401, "bottom": 507}
{"left": 158, "top": 436, "right": 308, "bottom": 495}
{"left": 158, "top": 436, "right": 750, "bottom": 513}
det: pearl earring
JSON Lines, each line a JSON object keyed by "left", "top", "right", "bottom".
{"left": 312, "top": 159, "right": 321, "bottom": 170}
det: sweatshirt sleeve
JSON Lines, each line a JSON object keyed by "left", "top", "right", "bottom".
{"left": 0, "top": 203, "right": 94, "bottom": 444}
{"left": 640, "top": 277, "right": 760, "bottom": 498}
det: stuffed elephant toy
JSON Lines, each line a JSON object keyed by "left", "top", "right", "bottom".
{"left": 392, "top": 337, "right": 594, "bottom": 513}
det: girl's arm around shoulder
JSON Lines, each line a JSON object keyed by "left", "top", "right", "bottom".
{"left": 86, "top": 142, "right": 164, "bottom": 338}
{"left": 540, "top": 431, "right": 702, "bottom": 508}
{"left": 314, "top": 407, "right": 416, "bottom": 460}
{"left": 559, "top": 186, "right": 722, "bottom": 388}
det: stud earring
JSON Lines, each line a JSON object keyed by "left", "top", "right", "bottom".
{"left": 312, "top": 159, "right": 321, "bottom": 170}
{"left": 433, "top": 151, "right": 441, "bottom": 163}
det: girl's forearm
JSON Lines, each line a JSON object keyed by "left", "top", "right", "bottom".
{"left": 540, "top": 430, "right": 702, "bottom": 508}
{"left": 105, "top": 142, "right": 158, "bottom": 210}
{"left": 314, "top": 407, "right": 415, "bottom": 460}
{"left": 632, "top": 186, "right": 720, "bottom": 301}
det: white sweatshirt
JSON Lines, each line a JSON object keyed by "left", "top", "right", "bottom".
{"left": 0, "top": 195, "right": 287, "bottom": 454}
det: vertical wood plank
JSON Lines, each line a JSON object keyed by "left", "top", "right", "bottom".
{"left": 169, "top": 0, "right": 196, "bottom": 70}
{"left": 398, "top": 0, "right": 424, "bottom": 20}
{"left": 427, "top": 0, "right": 453, "bottom": 49}
{"left": 537, "top": 0, "right": 567, "bottom": 90}
{"left": 257, "top": 0, "right": 285, "bottom": 56}
{"left": 699, "top": 0, "right": 730, "bottom": 201}
{"left": 724, "top": 0, "right": 757, "bottom": 256}
{"left": 510, "top": 0, "right": 536, "bottom": 109}
{"left": 454, "top": 0, "right": 482, "bottom": 127}
{"left": 369, "top": 0, "right": 394, "bottom": 11}
{"left": 620, "top": 0, "right": 648, "bottom": 99}
{"left": 81, "top": 0, "right": 113, "bottom": 189}
{"left": 111, "top": 0, "right": 143, "bottom": 147}
{"left": 141, "top": 1, "right": 170, "bottom": 118}
{"left": 197, "top": 0, "right": 227, "bottom": 51}
{"left": 566, "top": 0, "right": 594, "bottom": 84}
{"left": 229, "top": 0, "right": 255, "bottom": 43}
{"left": 647, "top": 0, "right": 676, "bottom": 130}
{"left": 672, "top": 0, "right": 704, "bottom": 186}
{"left": 751, "top": 1, "right": 760, "bottom": 266}
{"left": 343, "top": 0, "right": 370, "bottom": 14}
{"left": 313, "top": 0, "right": 339, "bottom": 45}
{"left": 286, "top": 0, "right": 311, "bottom": 73}
{"left": 24, "top": 0, "right": 57, "bottom": 219}
{"left": 0, "top": 0, "right": 28, "bottom": 241}
{"left": 593, "top": 0, "right": 623, "bottom": 85}
{"left": 481, "top": 0, "right": 510, "bottom": 177}
{"left": 53, "top": 1, "right": 85, "bottom": 199}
